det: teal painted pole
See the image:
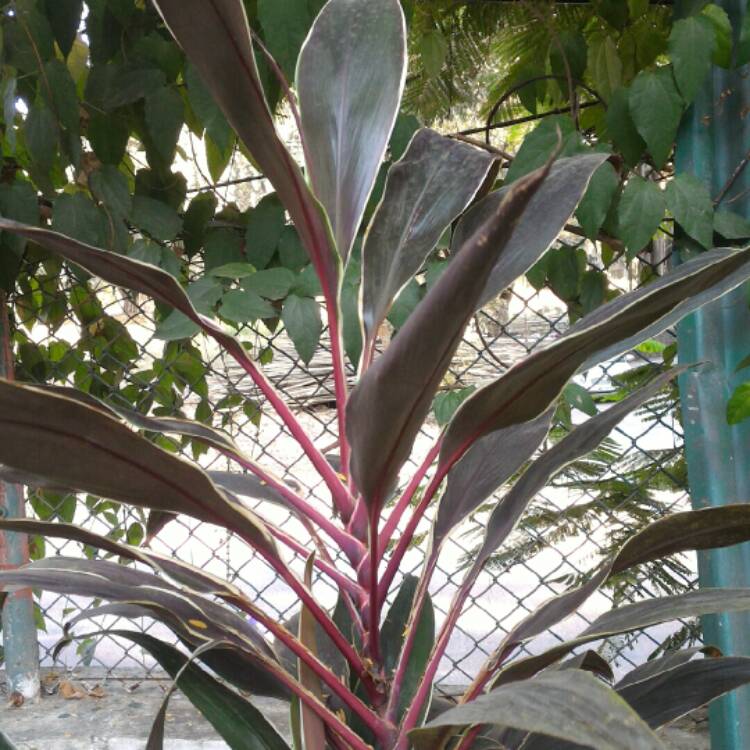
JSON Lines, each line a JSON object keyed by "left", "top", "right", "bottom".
{"left": 0, "top": 291, "right": 39, "bottom": 701}
{"left": 675, "top": 1, "right": 750, "bottom": 747}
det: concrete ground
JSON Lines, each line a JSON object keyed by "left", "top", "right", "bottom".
{"left": 0, "top": 669, "right": 709, "bottom": 749}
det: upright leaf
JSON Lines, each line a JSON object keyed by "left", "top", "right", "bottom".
{"left": 432, "top": 408, "right": 554, "bottom": 549}
{"left": 347, "top": 163, "right": 551, "bottom": 510}
{"left": 153, "top": 0, "right": 337, "bottom": 296}
{"left": 451, "top": 153, "right": 609, "bottom": 309}
{"left": 380, "top": 575, "right": 435, "bottom": 721}
{"left": 588, "top": 35, "right": 622, "bottom": 102}
{"left": 361, "top": 128, "right": 495, "bottom": 346}
{"left": 298, "top": 555, "right": 326, "bottom": 749}
{"left": 297, "top": 0, "right": 406, "bottom": 259}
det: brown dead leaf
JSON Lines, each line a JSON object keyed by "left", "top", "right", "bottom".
{"left": 59, "top": 680, "right": 87, "bottom": 700}
{"left": 87, "top": 685, "right": 106, "bottom": 699}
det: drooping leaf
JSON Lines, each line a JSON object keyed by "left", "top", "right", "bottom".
{"left": 420, "top": 29, "right": 449, "bottom": 78}
{"left": 715, "top": 210, "right": 750, "bottom": 240}
{"left": 496, "top": 587, "right": 750, "bottom": 689}
{"left": 184, "top": 62, "right": 232, "bottom": 151}
{"left": 668, "top": 15, "right": 716, "bottom": 104}
{"left": 380, "top": 575, "right": 435, "bottom": 721}
{"left": 587, "top": 34, "right": 622, "bottom": 102}
{"left": 153, "top": 0, "right": 337, "bottom": 296}
{"left": 361, "top": 128, "right": 495, "bottom": 345}
{"left": 24, "top": 101, "right": 57, "bottom": 173}
{"left": 89, "top": 165, "right": 132, "bottom": 219}
{"left": 346, "top": 162, "right": 552, "bottom": 510}
{"left": 0, "top": 380, "right": 277, "bottom": 558}
{"left": 297, "top": 0, "right": 406, "bottom": 259}
{"left": 221, "top": 290, "right": 275, "bottom": 324}
{"left": 665, "top": 173, "right": 714, "bottom": 248}
{"left": 412, "top": 671, "right": 664, "bottom": 750}
{"left": 131, "top": 196, "right": 182, "bottom": 242}
{"left": 44, "top": 0, "right": 84, "bottom": 58}
{"left": 440, "top": 246, "right": 750, "bottom": 469}
{"left": 616, "top": 176, "right": 665, "bottom": 257}
{"left": 618, "top": 656, "right": 750, "bottom": 730}
{"left": 145, "top": 86, "right": 184, "bottom": 163}
{"left": 629, "top": 67, "right": 684, "bottom": 168}
{"left": 52, "top": 193, "right": 106, "bottom": 248}
{"left": 451, "top": 153, "right": 608, "bottom": 309}
{"left": 243, "top": 268, "right": 297, "bottom": 300}
{"left": 606, "top": 87, "right": 646, "bottom": 167}
{"left": 0, "top": 557, "right": 288, "bottom": 700}
{"left": 575, "top": 161, "right": 620, "bottom": 241}
{"left": 245, "top": 195, "right": 286, "bottom": 270}
{"left": 257, "top": 0, "right": 312, "bottom": 82}
{"left": 282, "top": 295, "right": 322, "bottom": 365}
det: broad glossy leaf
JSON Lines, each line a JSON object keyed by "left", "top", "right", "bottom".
{"left": 588, "top": 35, "right": 622, "bottom": 102}
{"left": 451, "top": 153, "right": 608, "bottom": 309}
{"left": 297, "top": 0, "right": 406, "bottom": 260}
{"left": 347, "top": 163, "right": 552, "bottom": 510}
{"left": 441, "top": 246, "right": 750, "bottom": 467}
{"left": 0, "top": 731, "right": 18, "bottom": 750}
{"left": 89, "top": 166, "right": 132, "bottom": 219}
{"left": 411, "top": 671, "right": 664, "bottom": 750}
{"left": 361, "top": 128, "right": 495, "bottom": 345}
{"left": 0, "top": 379, "right": 277, "bottom": 558}
{"left": 432, "top": 408, "right": 554, "bottom": 549}
{"left": 145, "top": 85, "right": 184, "bottom": 163}
{"left": 381, "top": 575, "right": 435, "bottom": 721}
{"left": 618, "top": 656, "right": 750, "bottom": 729}
{"left": 615, "top": 646, "right": 714, "bottom": 690}
{"left": 629, "top": 68, "right": 683, "bottom": 168}
{"left": 665, "top": 173, "right": 714, "bottom": 249}
{"left": 153, "top": 0, "right": 337, "bottom": 295}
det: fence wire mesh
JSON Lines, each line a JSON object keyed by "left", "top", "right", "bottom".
{"left": 5, "top": 230, "right": 697, "bottom": 687}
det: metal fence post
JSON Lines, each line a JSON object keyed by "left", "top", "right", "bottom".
{"left": 0, "top": 290, "right": 40, "bottom": 701}
{"left": 675, "top": 1, "right": 750, "bottom": 747}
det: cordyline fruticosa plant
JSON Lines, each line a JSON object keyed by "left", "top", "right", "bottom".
{"left": 6, "top": 1, "right": 750, "bottom": 749}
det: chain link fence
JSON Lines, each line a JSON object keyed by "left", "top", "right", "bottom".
{"left": 5, "top": 224, "right": 696, "bottom": 688}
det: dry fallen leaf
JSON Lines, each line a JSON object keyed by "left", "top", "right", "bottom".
{"left": 87, "top": 685, "right": 106, "bottom": 699}
{"left": 59, "top": 680, "right": 87, "bottom": 700}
